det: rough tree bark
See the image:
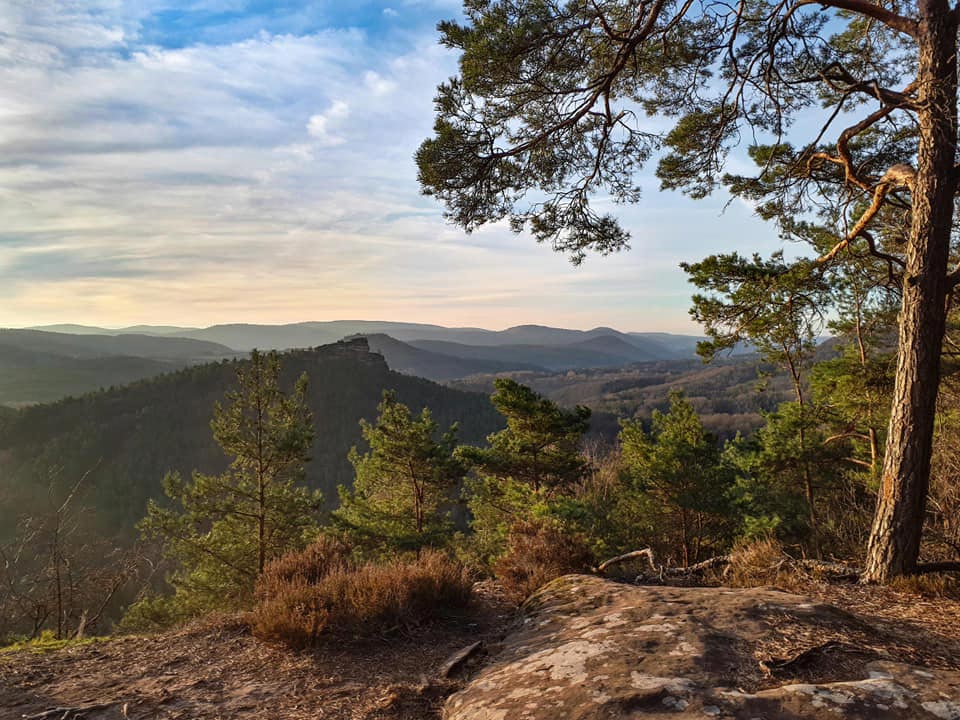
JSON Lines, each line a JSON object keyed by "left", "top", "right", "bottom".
{"left": 862, "top": 0, "right": 958, "bottom": 582}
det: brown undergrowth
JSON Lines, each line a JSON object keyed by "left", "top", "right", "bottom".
{"left": 493, "top": 519, "right": 595, "bottom": 604}
{"left": 252, "top": 544, "right": 474, "bottom": 648}
{"left": 723, "top": 535, "right": 816, "bottom": 591}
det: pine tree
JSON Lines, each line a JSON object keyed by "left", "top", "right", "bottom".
{"left": 683, "top": 252, "right": 830, "bottom": 554}
{"left": 459, "top": 378, "right": 591, "bottom": 494}
{"left": 620, "top": 391, "right": 733, "bottom": 567}
{"left": 334, "top": 391, "right": 464, "bottom": 555}
{"left": 136, "top": 350, "right": 321, "bottom": 614}
{"left": 459, "top": 379, "right": 590, "bottom": 562}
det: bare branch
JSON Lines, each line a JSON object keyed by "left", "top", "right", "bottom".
{"left": 818, "top": 164, "right": 916, "bottom": 264}
{"left": 791, "top": 0, "right": 918, "bottom": 38}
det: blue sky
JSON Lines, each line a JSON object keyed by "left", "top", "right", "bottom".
{"left": 1, "top": 0, "right": 787, "bottom": 333}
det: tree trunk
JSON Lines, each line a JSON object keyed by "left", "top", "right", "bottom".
{"left": 256, "top": 363, "right": 266, "bottom": 575}
{"left": 799, "top": 424, "right": 820, "bottom": 559}
{"left": 862, "top": 0, "right": 958, "bottom": 582}
{"left": 680, "top": 509, "right": 690, "bottom": 567}
{"left": 792, "top": 372, "right": 820, "bottom": 559}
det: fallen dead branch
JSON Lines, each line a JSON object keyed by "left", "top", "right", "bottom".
{"left": 794, "top": 559, "right": 861, "bottom": 581}
{"left": 596, "top": 548, "right": 864, "bottom": 583}
{"left": 595, "top": 549, "right": 658, "bottom": 574}
{"left": 595, "top": 548, "right": 731, "bottom": 580}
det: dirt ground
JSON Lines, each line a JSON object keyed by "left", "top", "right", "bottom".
{"left": 3, "top": 577, "right": 960, "bottom": 720}
{"left": 799, "top": 577, "right": 960, "bottom": 668}
{"left": 0, "top": 583, "right": 517, "bottom": 720}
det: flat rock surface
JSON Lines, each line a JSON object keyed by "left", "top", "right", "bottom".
{"left": 444, "top": 575, "right": 960, "bottom": 719}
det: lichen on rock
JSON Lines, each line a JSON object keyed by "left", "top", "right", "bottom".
{"left": 444, "top": 575, "right": 960, "bottom": 719}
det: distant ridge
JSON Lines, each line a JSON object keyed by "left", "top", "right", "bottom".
{"left": 24, "top": 321, "right": 708, "bottom": 356}
{"left": 28, "top": 324, "right": 199, "bottom": 336}
{"left": 0, "top": 329, "right": 235, "bottom": 360}
{"left": 406, "top": 337, "right": 674, "bottom": 371}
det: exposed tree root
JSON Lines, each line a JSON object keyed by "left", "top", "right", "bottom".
{"left": 917, "top": 561, "right": 960, "bottom": 574}
{"left": 759, "top": 640, "right": 880, "bottom": 676}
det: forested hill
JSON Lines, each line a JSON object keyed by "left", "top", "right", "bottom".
{"left": 0, "top": 339, "right": 504, "bottom": 542}
{"left": 0, "top": 329, "right": 239, "bottom": 405}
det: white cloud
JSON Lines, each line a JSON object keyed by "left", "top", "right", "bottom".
{"left": 364, "top": 70, "right": 396, "bottom": 96}
{"left": 307, "top": 100, "right": 350, "bottom": 145}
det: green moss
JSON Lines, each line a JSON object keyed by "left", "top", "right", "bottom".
{"left": 0, "top": 630, "right": 105, "bottom": 655}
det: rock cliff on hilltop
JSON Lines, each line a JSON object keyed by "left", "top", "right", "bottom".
{"left": 445, "top": 575, "right": 960, "bottom": 719}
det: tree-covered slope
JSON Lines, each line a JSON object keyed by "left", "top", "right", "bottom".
{"left": 360, "top": 333, "right": 545, "bottom": 379}
{"left": 449, "top": 355, "right": 797, "bottom": 440}
{"left": 406, "top": 338, "right": 650, "bottom": 370}
{"left": 0, "top": 346, "right": 180, "bottom": 406}
{"left": 0, "top": 339, "right": 503, "bottom": 542}
{"left": 0, "top": 329, "right": 234, "bottom": 360}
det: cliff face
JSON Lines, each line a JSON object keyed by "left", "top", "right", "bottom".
{"left": 444, "top": 575, "right": 960, "bottom": 719}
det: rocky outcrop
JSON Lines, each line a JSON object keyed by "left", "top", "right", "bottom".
{"left": 444, "top": 575, "right": 960, "bottom": 719}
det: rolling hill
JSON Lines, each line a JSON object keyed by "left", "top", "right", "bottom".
{"left": 26, "top": 321, "right": 707, "bottom": 357}
{"left": 406, "top": 335, "right": 674, "bottom": 371}
{"left": 0, "top": 330, "right": 238, "bottom": 406}
{"left": 0, "top": 329, "right": 233, "bottom": 360}
{"left": 563, "top": 334, "right": 676, "bottom": 363}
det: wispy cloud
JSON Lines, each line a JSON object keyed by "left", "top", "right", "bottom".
{"left": 0, "top": 1, "right": 779, "bottom": 333}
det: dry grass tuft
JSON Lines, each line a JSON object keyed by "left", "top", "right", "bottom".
{"left": 494, "top": 519, "right": 594, "bottom": 605}
{"left": 888, "top": 572, "right": 960, "bottom": 599}
{"left": 725, "top": 536, "right": 811, "bottom": 592}
{"left": 251, "top": 543, "right": 473, "bottom": 649}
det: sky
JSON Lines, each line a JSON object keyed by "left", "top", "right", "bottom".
{"left": 1, "top": 0, "right": 788, "bottom": 334}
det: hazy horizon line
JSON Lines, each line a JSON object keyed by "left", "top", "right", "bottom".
{"left": 15, "top": 318, "right": 704, "bottom": 336}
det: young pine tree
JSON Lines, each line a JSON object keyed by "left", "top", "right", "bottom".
{"left": 459, "top": 379, "right": 591, "bottom": 563}
{"left": 335, "top": 391, "right": 464, "bottom": 556}
{"left": 459, "top": 378, "right": 591, "bottom": 494}
{"left": 136, "top": 350, "right": 321, "bottom": 616}
{"left": 620, "top": 391, "right": 734, "bottom": 567}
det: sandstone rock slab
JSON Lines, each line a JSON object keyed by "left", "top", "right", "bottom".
{"left": 444, "top": 575, "right": 960, "bottom": 719}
